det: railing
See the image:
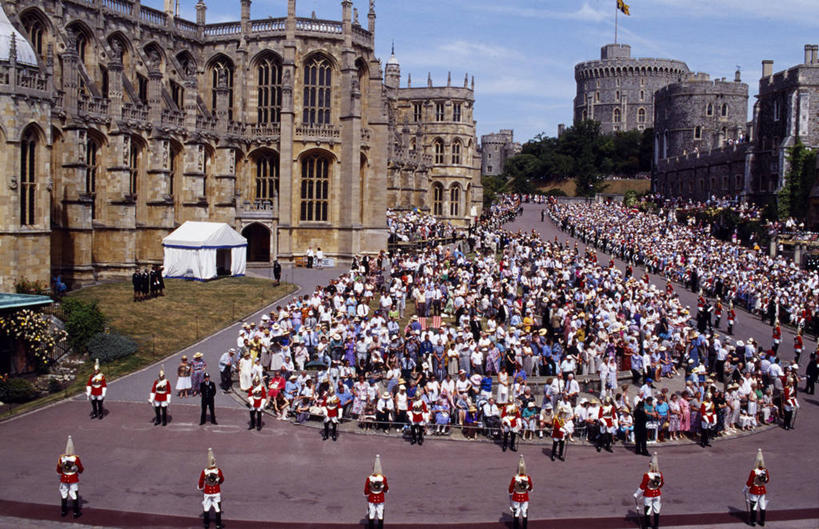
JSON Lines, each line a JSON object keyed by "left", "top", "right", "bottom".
{"left": 204, "top": 22, "right": 242, "bottom": 36}
{"left": 352, "top": 25, "right": 372, "bottom": 40}
{"left": 227, "top": 121, "right": 245, "bottom": 135}
{"left": 140, "top": 5, "right": 167, "bottom": 27}
{"left": 54, "top": 92, "right": 64, "bottom": 108}
{"left": 248, "top": 123, "right": 281, "bottom": 138}
{"left": 102, "top": 0, "right": 133, "bottom": 17}
{"left": 295, "top": 124, "right": 340, "bottom": 140}
{"left": 295, "top": 18, "right": 343, "bottom": 34}
{"left": 0, "top": 65, "right": 8, "bottom": 85}
{"left": 16, "top": 70, "right": 48, "bottom": 91}
{"left": 196, "top": 114, "right": 217, "bottom": 132}
{"left": 251, "top": 18, "right": 287, "bottom": 33}
{"left": 175, "top": 17, "right": 198, "bottom": 36}
{"left": 122, "top": 102, "right": 148, "bottom": 122}
{"left": 161, "top": 108, "right": 184, "bottom": 127}
{"left": 78, "top": 96, "right": 110, "bottom": 116}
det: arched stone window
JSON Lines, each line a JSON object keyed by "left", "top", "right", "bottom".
{"left": 257, "top": 55, "right": 282, "bottom": 124}
{"left": 613, "top": 108, "right": 621, "bottom": 123}
{"left": 706, "top": 103, "right": 713, "bottom": 116}
{"left": 300, "top": 152, "right": 330, "bottom": 221}
{"left": 19, "top": 129, "right": 37, "bottom": 226}
{"left": 255, "top": 151, "right": 280, "bottom": 200}
{"left": 638, "top": 107, "right": 646, "bottom": 123}
{"left": 449, "top": 184, "right": 461, "bottom": 217}
{"left": 432, "top": 183, "right": 444, "bottom": 216}
{"left": 21, "top": 11, "right": 46, "bottom": 59}
{"left": 694, "top": 126, "right": 702, "bottom": 140}
{"left": 85, "top": 137, "right": 99, "bottom": 219}
{"left": 210, "top": 57, "right": 234, "bottom": 120}
{"left": 721, "top": 103, "right": 728, "bottom": 117}
{"left": 303, "top": 55, "right": 332, "bottom": 125}
{"left": 433, "top": 139, "right": 445, "bottom": 164}
{"left": 451, "top": 140, "right": 462, "bottom": 165}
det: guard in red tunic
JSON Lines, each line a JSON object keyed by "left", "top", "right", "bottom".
{"left": 86, "top": 358, "right": 107, "bottom": 420}
{"left": 550, "top": 409, "right": 567, "bottom": 461}
{"left": 57, "top": 435, "right": 84, "bottom": 518}
{"left": 364, "top": 454, "right": 388, "bottom": 529}
{"left": 744, "top": 449, "right": 769, "bottom": 527}
{"left": 409, "top": 395, "right": 428, "bottom": 445}
{"left": 793, "top": 329, "right": 803, "bottom": 364}
{"left": 727, "top": 302, "right": 736, "bottom": 335}
{"left": 149, "top": 366, "right": 171, "bottom": 426}
{"left": 501, "top": 403, "right": 521, "bottom": 452}
{"left": 322, "top": 388, "right": 341, "bottom": 441}
{"left": 247, "top": 376, "right": 267, "bottom": 431}
{"left": 782, "top": 377, "right": 798, "bottom": 430}
{"left": 597, "top": 396, "right": 618, "bottom": 452}
{"left": 771, "top": 320, "right": 781, "bottom": 353}
{"left": 198, "top": 447, "right": 225, "bottom": 529}
{"left": 508, "top": 455, "right": 533, "bottom": 529}
{"left": 700, "top": 392, "right": 716, "bottom": 447}
{"left": 633, "top": 452, "right": 663, "bottom": 529}
{"left": 714, "top": 300, "right": 723, "bottom": 329}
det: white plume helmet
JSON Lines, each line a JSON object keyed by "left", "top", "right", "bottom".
{"left": 649, "top": 452, "right": 659, "bottom": 473}
{"left": 64, "top": 435, "right": 75, "bottom": 456}
{"left": 207, "top": 447, "right": 216, "bottom": 468}
{"left": 159, "top": 364, "right": 166, "bottom": 378}
{"left": 517, "top": 454, "right": 526, "bottom": 476}
{"left": 754, "top": 448, "right": 765, "bottom": 469}
{"left": 94, "top": 358, "right": 100, "bottom": 372}
{"left": 372, "top": 454, "right": 383, "bottom": 475}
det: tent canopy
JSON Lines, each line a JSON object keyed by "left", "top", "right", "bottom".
{"left": 162, "top": 221, "right": 247, "bottom": 249}
{"left": 162, "top": 222, "right": 247, "bottom": 280}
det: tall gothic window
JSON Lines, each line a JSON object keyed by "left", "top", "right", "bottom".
{"left": 413, "top": 103, "right": 423, "bottom": 122}
{"left": 638, "top": 108, "right": 646, "bottom": 123}
{"left": 451, "top": 140, "right": 462, "bottom": 165}
{"left": 432, "top": 183, "right": 444, "bottom": 216}
{"left": 86, "top": 138, "right": 98, "bottom": 219}
{"left": 721, "top": 103, "right": 728, "bottom": 117}
{"left": 706, "top": 103, "right": 714, "bottom": 116}
{"left": 256, "top": 152, "right": 280, "bottom": 200}
{"left": 449, "top": 185, "right": 460, "bottom": 217}
{"left": 300, "top": 153, "right": 330, "bottom": 221}
{"left": 129, "top": 139, "right": 140, "bottom": 196}
{"left": 435, "top": 102, "right": 445, "bottom": 121}
{"left": 613, "top": 108, "right": 621, "bottom": 123}
{"left": 20, "top": 130, "right": 36, "bottom": 226}
{"left": 433, "top": 139, "right": 445, "bottom": 164}
{"left": 453, "top": 103, "right": 461, "bottom": 122}
{"left": 22, "top": 14, "right": 45, "bottom": 59}
{"left": 694, "top": 126, "right": 702, "bottom": 139}
{"left": 76, "top": 32, "right": 88, "bottom": 66}
{"left": 303, "top": 55, "right": 332, "bottom": 125}
{"left": 211, "top": 59, "right": 234, "bottom": 121}
{"left": 257, "top": 56, "right": 282, "bottom": 124}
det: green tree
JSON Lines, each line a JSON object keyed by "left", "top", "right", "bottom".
{"left": 778, "top": 141, "right": 817, "bottom": 221}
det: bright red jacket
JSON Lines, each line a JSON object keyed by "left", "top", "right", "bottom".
{"left": 746, "top": 469, "right": 768, "bottom": 496}
{"left": 57, "top": 456, "right": 84, "bottom": 484}
{"left": 364, "top": 475, "right": 389, "bottom": 504}
{"left": 198, "top": 468, "right": 224, "bottom": 495}
{"left": 508, "top": 475, "right": 533, "bottom": 502}
{"left": 639, "top": 472, "right": 663, "bottom": 498}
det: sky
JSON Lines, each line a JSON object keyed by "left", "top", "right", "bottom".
{"left": 149, "top": 0, "right": 819, "bottom": 144}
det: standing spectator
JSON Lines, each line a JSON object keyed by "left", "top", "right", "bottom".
{"left": 633, "top": 400, "right": 649, "bottom": 456}
{"left": 190, "top": 352, "right": 207, "bottom": 397}
{"left": 176, "top": 355, "right": 192, "bottom": 398}
{"left": 273, "top": 259, "right": 282, "bottom": 285}
{"left": 199, "top": 373, "right": 217, "bottom": 425}
{"left": 306, "top": 246, "right": 314, "bottom": 268}
{"left": 316, "top": 247, "right": 324, "bottom": 269}
{"left": 218, "top": 349, "right": 235, "bottom": 393}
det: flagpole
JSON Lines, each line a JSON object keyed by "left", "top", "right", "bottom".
{"left": 615, "top": 0, "right": 619, "bottom": 44}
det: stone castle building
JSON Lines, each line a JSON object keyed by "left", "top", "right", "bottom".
{"left": 479, "top": 129, "right": 520, "bottom": 176}
{"left": 574, "top": 43, "right": 689, "bottom": 134}
{"left": 653, "top": 45, "right": 819, "bottom": 211}
{"left": 0, "top": 0, "right": 481, "bottom": 291}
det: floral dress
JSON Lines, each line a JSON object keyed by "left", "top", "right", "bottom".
{"left": 351, "top": 380, "right": 370, "bottom": 417}
{"left": 668, "top": 398, "right": 681, "bottom": 433}
{"left": 190, "top": 357, "right": 206, "bottom": 394}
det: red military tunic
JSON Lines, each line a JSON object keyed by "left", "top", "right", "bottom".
{"left": 324, "top": 397, "right": 340, "bottom": 419}
{"left": 598, "top": 405, "right": 617, "bottom": 428}
{"left": 773, "top": 325, "right": 781, "bottom": 343}
{"left": 700, "top": 401, "right": 716, "bottom": 425}
{"left": 248, "top": 385, "right": 267, "bottom": 409}
{"left": 57, "top": 456, "right": 84, "bottom": 484}
{"left": 714, "top": 302, "right": 723, "bottom": 318}
{"left": 551, "top": 418, "right": 565, "bottom": 440}
{"left": 152, "top": 379, "right": 171, "bottom": 402}
{"left": 410, "top": 401, "right": 427, "bottom": 424}
{"left": 87, "top": 374, "right": 106, "bottom": 397}
{"left": 364, "top": 475, "right": 389, "bottom": 504}
{"left": 508, "top": 475, "right": 533, "bottom": 502}
{"left": 746, "top": 469, "right": 768, "bottom": 496}
{"left": 639, "top": 472, "right": 664, "bottom": 498}
{"left": 794, "top": 335, "right": 803, "bottom": 354}
{"left": 783, "top": 385, "right": 797, "bottom": 409}
{"left": 728, "top": 309, "right": 736, "bottom": 324}
{"left": 198, "top": 468, "right": 224, "bottom": 494}
{"left": 502, "top": 406, "right": 521, "bottom": 430}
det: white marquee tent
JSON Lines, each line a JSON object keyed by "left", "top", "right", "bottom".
{"left": 162, "top": 222, "right": 247, "bottom": 281}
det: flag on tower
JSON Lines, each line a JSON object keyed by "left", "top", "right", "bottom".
{"left": 617, "top": 0, "right": 631, "bottom": 15}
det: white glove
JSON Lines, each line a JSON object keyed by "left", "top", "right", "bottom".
{"left": 633, "top": 489, "right": 643, "bottom": 499}
{"left": 149, "top": 393, "right": 155, "bottom": 404}
{"left": 743, "top": 485, "right": 749, "bottom": 494}
{"left": 101, "top": 388, "right": 107, "bottom": 398}
{"left": 86, "top": 389, "right": 91, "bottom": 399}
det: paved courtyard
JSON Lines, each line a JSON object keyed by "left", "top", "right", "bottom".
{"left": 0, "top": 205, "right": 817, "bottom": 528}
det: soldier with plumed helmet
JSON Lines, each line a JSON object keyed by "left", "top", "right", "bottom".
{"left": 198, "top": 447, "right": 225, "bottom": 529}
{"left": 634, "top": 452, "right": 664, "bottom": 529}
{"left": 744, "top": 449, "right": 770, "bottom": 526}
{"left": 57, "top": 435, "right": 84, "bottom": 518}
{"left": 508, "top": 454, "right": 533, "bottom": 529}
{"left": 364, "top": 454, "right": 389, "bottom": 529}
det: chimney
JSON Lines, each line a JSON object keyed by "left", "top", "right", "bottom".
{"left": 735, "top": 69, "right": 741, "bottom": 83}
{"left": 812, "top": 45, "right": 819, "bottom": 65}
{"left": 762, "top": 60, "right": 773, "bottom": 78}
{"left": 196, "top": 0, "right": 206, "bottom": 25}
{"left": 805, "top": 44, "right": 812, "bottom": 65}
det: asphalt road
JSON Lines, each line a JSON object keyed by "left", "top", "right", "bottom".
{"left": 0, "top": 204, "right": 816, "bottom": 528}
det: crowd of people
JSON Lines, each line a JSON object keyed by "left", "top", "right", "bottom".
{"left": 131, "top": 265, "right": 165, "bottom": 301}
{"left": 188, "top": 195, "right": 805, "bottom": 453}
{"left": 387, "top": 210, "right": 464, "bottom": 244}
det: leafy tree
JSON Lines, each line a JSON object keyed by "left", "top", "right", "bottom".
{"left": 778, "top": 141, "right": 817, "bottom": 221}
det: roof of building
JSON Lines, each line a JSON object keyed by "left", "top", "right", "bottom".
{"left": 0, "top": 2, "right": 38, "bottom": 67}
{"left": 386, "top": 41, "right": 399, "bottom": 66}
{"left": 0, "top": 293, "right": 54, "bottom": 311}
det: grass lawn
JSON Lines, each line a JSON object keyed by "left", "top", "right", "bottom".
{"left": 3, "top": 278, "right": 296, "bottom": 417}
{"left": 538, "top": 178, "right": 650, "bottom": 197}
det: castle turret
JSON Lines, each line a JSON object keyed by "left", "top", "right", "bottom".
{"left": 385, "top": 42, "right": 400, "bottom": 89}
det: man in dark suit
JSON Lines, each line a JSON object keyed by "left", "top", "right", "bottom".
{"left": 200, "top": 373, "right": 218, "bottom": 425}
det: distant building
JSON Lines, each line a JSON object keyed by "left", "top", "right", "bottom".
{"left": 574, "top": 44, "right": 689, "bottom": 134}
{"left": 480, "top": 129, "right": 521, "bottom": 176}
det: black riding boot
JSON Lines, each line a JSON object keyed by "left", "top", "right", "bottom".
{"left": 551, "top": 440, "right": 557, "bottom": 460}
{"left": 749, "top": 505, "right": 756, "bottom": 526}
{"left": 249, "top": 411, "right": 256, "bottom": 430}
{"left": 203, "top": 510, "right": 210, "bottom": 528}
{"left": 161, "top": 407, "right": 168, "bottom": 426}
{"left": 377, "top": 519, "right": 384, "bottom": 529}
{"left": 367, "top": 517, "right": 374, "bottom": 529}
{"left": 90, "top": 400, "right": 97, "bottom": 419}
{"left": 60, "top": 498, "right": 68, "bottom": 516}
{"left": 653, "top": 512, "right": 659, "bottom": 529}
{"left": 417, "top": 425, "right": 424, "bottom": 445}
{"left": 642, "top": 507, "right": 650, "bottom": 529}
{"left": 256, "top": 411, "right": 262, "bottom": 431}
{"left": 73, "top": 498, "right": 81, "bottom": 518}
{"left": 409, "top": 425, "right": 417, "bottom": 444}
{"left": 502, "top": 432, "right": 509, "bottom": 451}
{"left": 332, "top": 422, "right": 338, "bottom": 441}
{"left": 323, "top": 422, "right": 330, "bottom": 440}
{"left": 559, "top": 440, "right": 565, "bottom": 460}
{"left": 513, "top": 516, "right": 520, "bottom": 529}
{"left": 215, "top": 510, "right": 223, "bottom": 529}
{"left": 97, "top": 399, "right": 104, "bottom": 419}
{"left": 522, "top": 515, "right": 528, "bottom": 529}
{"left": 606, "top": 433, "right": 613, "bottom": 451}
{"left": 154, "top": 406, "right": 162, "bottom": 425}
{"left": 510, "top": 432, "right": 517, "bottom": 451}
{"left": 700, "top": 428, "right": 708, "bottom": 447}
{"left": 759, "top": 509, "right": 766, "bottom": 526}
